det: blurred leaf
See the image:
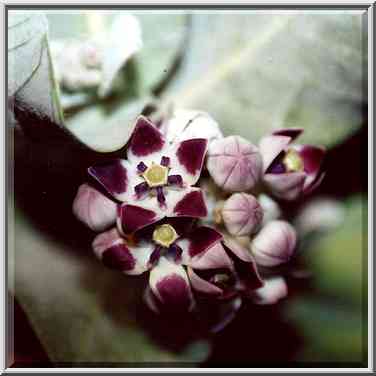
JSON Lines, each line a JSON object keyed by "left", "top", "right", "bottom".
{"left": 98, "top": 14, "right": 142, "bottom": 97}
{"left": 165, "top": 13, "right": 365, "bottom": 147}
{"left": 14, "top": 209, "right": 210, "bottom": 363}
{"left": 8, "top": 11, "right": 47, "bottom": 96}
{"left": 9, "top": 11, "right": 64, "bottom": 124}
{"left": 287, "top": 298, "right": 364, "bottom": 363}
{"left": 66, "top": 97, "right": 152, "bottom": 152}
{"left": 303, "top": 196, "right": 366, "bottom": 306}
{"left": 134, "top": 12, "right": 189, "bottom": 93}
{"left": 286, "top": 196, "right": 367, "bottom": 363}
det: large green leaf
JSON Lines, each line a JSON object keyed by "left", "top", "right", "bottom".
{"left": 286, "top": 196, "right": 367, "bottom": 364}
{"left": 65, "top": 97, "right": 152, "bottom": 152}
{"left": 165, "top": 12, "right": 366, "bottom": 147}
{"left": 8, "top": 11, "right": 63, "bottom": 124}
{"left": 13, "top": 209, "right": 210, "bottom": 364}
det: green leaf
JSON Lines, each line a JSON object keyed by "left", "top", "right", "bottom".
{"left": 286, "top": 298, "right": 365, "bottom": 363}
{"left": 9, "top": 11, "right": 64, "bottom": 124}
{"left": 14, "top": 209, "right": 210, "bottom": 363}
{"left": 134, "top": 12, "right": 189, "bottom": 93}
{"left": 302, "top": 196, "right": 366, "bottom": 306}
{"left": 165, "top": 13, "right": 365, "bottom": 147}
{"left": 285, "top": 196, "right": 367, "bottom": 363}
{"left": 65, "top": 97, "right": 152, "bottom": 152}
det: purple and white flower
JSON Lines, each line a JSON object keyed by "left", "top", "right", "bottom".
{"left": 259, "top": 129, "right": 326, "bottom": 201}
{"left": 85, "top": 116, "right": 208, "bottom": 234}
{"left": 92, "top": 218, "right": 263, "bottom": 313}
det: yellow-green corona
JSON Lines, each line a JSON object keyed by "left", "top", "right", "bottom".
{"left": 142, "top": 163, "right": 169, "bottom": 187}
{"left": 152, "top": 224, "right": 178, "bottom": 247}
{"left": 283, "top": 149, "right": 304, "bottom": 173}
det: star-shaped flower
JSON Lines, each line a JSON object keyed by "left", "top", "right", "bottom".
{"left": 83, "top": 116, "right": 208, "bottom": 234}
{"left": 92, "top": 218, "right": 263, "bottom": 314}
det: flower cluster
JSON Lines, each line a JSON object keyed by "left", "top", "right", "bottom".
{"left": 73, "top": 111, "right": 325, "bottom": 330}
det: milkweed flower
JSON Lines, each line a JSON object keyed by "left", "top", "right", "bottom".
{"left": 259, "top": 129, "right": 326, "bottom": 201}
{"left": 92, "top": 218, "right": 263, "bottom": 313}
{"left": 80, "top": 116, "right": 209, "bottom": 234}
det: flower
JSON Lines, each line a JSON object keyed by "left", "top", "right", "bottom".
{"left": 206, "top": 136, "right": 262, "bottom": 192}
{"left": 72, "top": 184, "right": 117, "bottom": 231}
{"left": 221, "top": 193, "right": 263, "bottom": 236}
{"left": 162, "top": 109, "right": 223, "bottom": 145}
{"left": 86, "top": 116, "right": 209, "bottom": 235}
{"left": 250, "top": 220, "right": 297, "bottom": 267}
{"left": 259, "top": 129, "right": 326, "bottom": 201}
{"left": 187, "top": 234, "right": 263, "bottom": 301}
{"left": 92, "top": 218, "right": 263, "bottom": 313}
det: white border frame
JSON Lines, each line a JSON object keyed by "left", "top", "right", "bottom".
{"left": 1, "top": 0, "right": 373, "bottom": 373}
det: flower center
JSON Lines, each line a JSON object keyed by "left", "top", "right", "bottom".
{"left": 152, "top": 224, "right": 178, "bottom": 247}
{"left": 142, "top": 163, "right": 168, "bottom": 187}
{"left": 283, "top": 149, "right": 304, "bottom": 172}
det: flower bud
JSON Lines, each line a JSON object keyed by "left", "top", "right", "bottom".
{"left": 258, "top": 194, "right": 281, "bottom": 225}
{"left": 222, "top": 193, "right": 263, "bottom": 236}
{"left": 72, "top": 184, "right": 117, "bottom": 231}
{"left": 251, "top": 220, "right": 297, "bottom": 267}
{"left": 207, "top": 136, "right": 262, "bottom": 192}
{"left": 251, "top": 277, "right": 288, "bottom": 305}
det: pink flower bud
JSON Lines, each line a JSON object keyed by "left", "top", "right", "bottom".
{"left": 72, "top": 184, "right": 117, "bottom": 231}
{"left": 222, "top": 193, "right": 263, "bottom": 236}
{"left": 251, "top": 220, "right": 297, "bottom": 267}
{"left": 207, "top": 136, "right": 262, "bottom": 192}
{"left": 251, "top": 277, "right": 288, "bottom": 305}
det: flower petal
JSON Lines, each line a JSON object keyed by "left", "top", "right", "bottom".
{"left": 272, "top": 128, "right": 303, "bottom": 140}
{"left": 264, "top": 171, "right": 306, "bottom": 201}
{"left": 259, "top": 135, "right": 291, "bottom": 173}
{"left": 92, "top": 228, "right": 152, "bottom": 275}
{"left": 149, "top": 257, "right": 194, "bottom": 312}
{"left": 179, "top": 226, "right": 223, "bottom": 258}
{"left": 171, "top": 188, "right": 208, "bottom": 218}
{"left": 294, "top": 145, "right": 326, "bottom": 191}
{"left": 169, "top": 138, "right": 208, "bottom": 185}
{"left": 223, "top": 239, "right": 264, "bottom": 291}
{"left": 143, "top": 286, "right": 160, "bottom": 314}
{"left": 180, "top": 239, "right": 233, "bottom": 270}
{"left": 127, "top": 116, "right": 167, "bottom": 164}
{"left": 187, "top": 267, "right": 224, "bottom": 296}
{"left": 118, "top": 202, "right": 164, "bottom": 234}
{"left": 88, "top": 159, "right": 137, "bottom": 202}
{"left": 72, "top": 184, "right": 117, "bottom": 231}
{"left": 250, "top": 277, "right": 288, "bottom": 305}
{"left": 164, "top": 109, "right": 223, "bottom": 144}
